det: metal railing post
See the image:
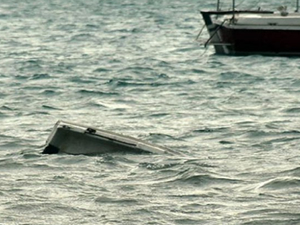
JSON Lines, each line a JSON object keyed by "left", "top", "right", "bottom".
{"left": 232, "top": 0, "right": 235, "bottom": 19}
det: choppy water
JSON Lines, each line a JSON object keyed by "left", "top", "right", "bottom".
{"left": 1, "top": 0, "right": 300, "bottom": 224}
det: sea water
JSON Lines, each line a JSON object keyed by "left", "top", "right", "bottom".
{"left": 1, "top": 0, "right": 300, "bottom": 224}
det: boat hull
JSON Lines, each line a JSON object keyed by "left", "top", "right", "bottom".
{"left": 42, "top": 121, "right": 176, "bottom": 155}
{"left": 200, "top": 10, "right": 300, "bottom": 56}
{"left": 218, "top": 26, "right": 300, "bottom": 55}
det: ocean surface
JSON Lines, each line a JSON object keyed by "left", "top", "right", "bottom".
{"left": 1, "top": 0, "right": 300, "bottom": 224}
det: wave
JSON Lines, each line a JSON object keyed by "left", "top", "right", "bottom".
{"left": 30, "top": 73, "right": 51, "bottom": 80}
{"left": 192, "top": 127, "right": 229, "bottom": 133}
{"left": 280, "top": 167, "right": 300, "bottom": 177}
{"left": 42, "top": 105, "right": 61, "bottom": 110}
{"left": 77, "top": 89, "right": 119, "bottom": 96}
{"left": 94, "top": 196, "right": 140, "bottom": 205}
{"left": 93, "top": 67, "right": 111, "bottom": 73}
{"left": 175, "top": 173, "right": 240, "bottom": 187}
{"left": 257, "top": 177, "right": 300, "bottom": 190}
{"left": 284, "top": 107, "right": 300, "bottom": 113}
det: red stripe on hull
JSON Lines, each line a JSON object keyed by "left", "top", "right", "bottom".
{"left": 219, "top": 27, "right": 300, "bottom": 55}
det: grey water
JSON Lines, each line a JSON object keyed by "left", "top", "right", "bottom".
{"left": 1, "top": 0, "right": 300, "bottom": 224}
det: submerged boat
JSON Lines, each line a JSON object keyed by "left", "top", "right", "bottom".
{"left": 198, "top": 0, "right": 300, "bottom": 55}
{"left": 42, "top": 120, "right": 176, "bottom": 155}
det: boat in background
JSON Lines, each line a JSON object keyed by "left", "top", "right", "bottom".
{"left": 43, "top": 120, "right": 177, "bottom": 155}
{"left": 198, "top": 0, "right": 300, "bottom": 56}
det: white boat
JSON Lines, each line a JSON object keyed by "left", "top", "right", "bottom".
{"left": 42, "top": 120, "right": 176, "bottom": 155}
{"left": 198, "top": 0, "right": 300, "bottom": 55}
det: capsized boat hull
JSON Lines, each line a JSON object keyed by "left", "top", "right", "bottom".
{"left": 42, "top": 121, "right": 176, "bottom": 155}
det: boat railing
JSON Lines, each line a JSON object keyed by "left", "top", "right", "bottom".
{"left": 200, "top": 10, "right": 274, "bottom": 16}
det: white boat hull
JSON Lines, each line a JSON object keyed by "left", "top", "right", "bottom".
{"left": 43, "top": 121, "right": 176, "bottom": 155}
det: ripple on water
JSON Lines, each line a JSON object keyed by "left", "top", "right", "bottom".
{"left": 1, "top": 0, "right": 300, "bottom": 224}
{"left": 258, "top": 177, "right": 300, "bottom": 190}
